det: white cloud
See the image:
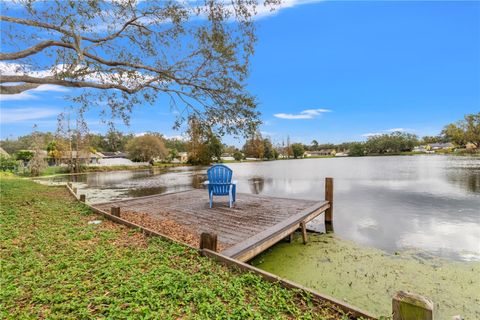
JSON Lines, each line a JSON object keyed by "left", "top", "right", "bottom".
{"left": 0, "top": 84, "right": 70, "bottom": 102}
{"left": 274, "top": 108, "right": 331, "bottom": 120}
{"left": 0, "top": 107, "right": 59, "bottom": 123}
{"left": 1, "top": 62, "right": 71, "bottom": 101}
{"left": 0, "top": 91, "right": 36, "bottom": 101}
{"left": 31, "top": 84, "right": 70, "bottom": 93}
{"left": 253, "top": 0, "right": 325, "bottom": 19}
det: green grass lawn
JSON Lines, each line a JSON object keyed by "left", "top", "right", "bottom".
{"left": 0, "top": 176, "right": 346, "bottom": 319}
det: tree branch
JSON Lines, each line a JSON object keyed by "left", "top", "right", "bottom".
{"left": 0, "top": 83, "right": 41, "bottom": 94}
{"left": 0, "top": 75, "right": 138, "bottom": 94}
{"left": 0, "top": 40, "right": 73, "bottom": 60}
{"left": 0, "top": 15, "right": 141, "bottom": 44}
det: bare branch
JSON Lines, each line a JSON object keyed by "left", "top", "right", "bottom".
{"left": 0, "top": 83, "right": 41, "bottom": 94}
{"left": 0, "top": 40, "right": 73, "bottom": 60}
{"left": 0, "top": 75, "right": 138, "bottom": 93}
{"left": 0, "top": 15, "right": 141, "bottom": 44}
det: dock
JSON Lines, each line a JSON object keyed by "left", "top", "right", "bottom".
{"left": 71, "top": 178, "right": 381, "bottom": 319}
{"left": 93, "top": 178, "right": 333, "bottom": 262}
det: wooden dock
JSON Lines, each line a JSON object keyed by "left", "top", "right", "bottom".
{"left": 71, "top": 178, "right": 381, "bottom": 319}
{"left": 93, "top": 179, "right": 333, "bottom": 262}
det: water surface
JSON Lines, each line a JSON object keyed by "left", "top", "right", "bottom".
{"left": 40, "top": 155, "right": 480, "bottom": 261}
{"left": 38, "top": 155, "right": 480, "bottom": 317}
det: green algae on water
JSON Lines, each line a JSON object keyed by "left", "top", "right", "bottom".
{"left": 251, "top": 234, "right": 480, "bottom": 319}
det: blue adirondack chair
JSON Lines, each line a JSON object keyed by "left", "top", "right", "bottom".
{"left": 205, "top": 164, "right": 236, "bottom": 208}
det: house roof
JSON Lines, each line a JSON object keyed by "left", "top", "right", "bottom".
{"left": 58, "top": 151, "right": 103, "bottom": 159}
{"left": 429, "top": 142, "right": 454, "bottom": 148}
{"left": 100, "top": 151, "right": 128, "bottom": 158}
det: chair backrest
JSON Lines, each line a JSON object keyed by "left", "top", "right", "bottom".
{"left": 207, "top": 164, "right": 233, "bottom": 195}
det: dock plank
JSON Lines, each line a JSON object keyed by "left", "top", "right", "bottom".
{"left": 94, "top": 189, "right": 328, "bottom": 259}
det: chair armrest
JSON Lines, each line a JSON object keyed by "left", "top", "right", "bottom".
{"left": 203, "top": 181, "right": 210, "bottom": 185}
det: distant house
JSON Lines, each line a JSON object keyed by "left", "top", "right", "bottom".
{"left": 0, "top": 146, "right": 9, "bottom": 157}
{"left": 304, "top": 150, "right": 336, "bottom": 157}
{"left": 413, "top": 145, "right": 428, "bottom": 153}
{"left": 100, "top": 151, "right": 128, "bottom": 159}
{"left": 335, "top": 152, "right": 349, "bottom": 157}
{"left": 427, "top": 142, "right": 454, "bottom": 151}
{"left": 57, "top": 151, "right": 103, "bottom": 165}
{"left": 220, "top": 153, "right": 235, "bottom": 161}
{"left": 466, "top": 142, "right": 478, "bottom": 150}
{"left": 171, "top": 152, "right": 188, "bottom": 163}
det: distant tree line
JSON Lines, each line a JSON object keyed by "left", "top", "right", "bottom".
{"left": 1, "top": 113, "right": 478, "bottom": 175}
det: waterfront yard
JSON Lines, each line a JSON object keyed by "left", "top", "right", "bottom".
{"left": 0, "top": 176, "right": 346, "bottom": 319}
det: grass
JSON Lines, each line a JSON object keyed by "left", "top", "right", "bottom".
{"left": 0, "top": 176, "right": 346, "bottom": 319}
{"left": 153, "top": 162, "right": 191, "bottom": 168}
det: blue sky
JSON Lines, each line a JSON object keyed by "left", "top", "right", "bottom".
{"left": 1, "top": 0, "right": 479, "bottom": 146}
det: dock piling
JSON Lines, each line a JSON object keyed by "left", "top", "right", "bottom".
{"left": 300, "top": 221, "right": 308, "bottom": 244}
{"left": 79, "top": 194, "right": 86, "bottom": 202}
{"left": 200, "top": 232, "right": 218, "bottom": 252}
{"left": 73, "top": 187, "right": 77, "bottom": 194}
{"left": 111, "top": 206, "right": 121, "bottom": 217}
{"left": 392, "top": 291, "right": 434, "bottom": 320}
{"left": 325, "top": 177, "right": 334, "bottom": 232}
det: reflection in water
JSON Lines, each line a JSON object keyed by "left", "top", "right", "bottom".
{"left": 127, "top": 186, "right": 167, "bottom": 197}
{"left": 248, "top": 177, "right": 265, "bottom": 194}
{"left": 445, "top": 165, "right": 480, "bottom": 193}
{"left": 192, "top": 173, "right": 208, "bottom": 189}
{"left": 40, "top": 156, "right": 480, "bottom": 261}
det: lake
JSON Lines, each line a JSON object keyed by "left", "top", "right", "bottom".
{"left": 42, "top": 155, "right": 480, "bottom": 261}
{"left": 40, "top": 155, "right": 480, "bottom": 317}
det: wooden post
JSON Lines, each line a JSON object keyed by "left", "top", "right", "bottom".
{"left": 72, "top": 187, "right": 77, "bottom": 194}
{"left": 325, "top": 177, "right": 334, "bottom": 232}
{"left": 79, "top": 194, "right": 86, "bottom": 202}
{"left": 200, "top": 233, "right": 218, "bottom": 252}
{"left": 300, "top": 221, "right": 308, "bottom": 244}
{"left": 392, "top": 291, "right": 434, "bottom": 320}
{"left": 288, "top": 233, "right": 294, "bottom": 243}
{"left": 111, "top": 206, "right": 121, "bottom": 217}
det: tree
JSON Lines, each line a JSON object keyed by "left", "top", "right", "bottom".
{"left": 421, "top": 135, "right": 445, "bottom": 145}
{"left": 365, "top": 132, "right": 418, "bottom": 154}
{"left": 291, "top": 143, "right": 304, "bottom": 159}
{"left": 0, "top": 132, "right": 54, "bottom": 154}
{"left": 262, "top": 138, "right": 275, "bottom": 160}
{"left": 56, "top": 108, "right": 91, "bottom": 172}
{"left": 442, "top": 124, "right": 467, "bottom": 147}
{"left": 164, "top": 138, "right": 188, "bottom": 153}
{"left": 442, "top": 113, "right": 480, "bottom": 148}
{"left": 0, "top": 1, "right": 276, "bottom": 135}
{"left": 285, "top": 135, "right": 292, "bottom": 158}
{"left": 348, "top": 142, "right": 365, "bottom": 156}
{"left": 311, "top": 139, "right": 319, "bottom": 151}
{"left": 186, "top": 117, "right": 223, "bottom": 165}
{"left": 205, "top": 132, "right": 223, "bottom": 162}
{"left": 243, "top": 131, "right": 264, "bottom": 159}
{"left": 28, "top": 128, "right": 47, "bottom": 176}
{"left": 47, "top": 140, "right": 62, "bottom": 165}
{"left": 126, "top": 134, "right": 167, "bottom": 163}
{"left": 233, "top": 150, "right": 243, "bottom": 161}
{"left": 15, "top": 150, "right": 34, "bottom": 162}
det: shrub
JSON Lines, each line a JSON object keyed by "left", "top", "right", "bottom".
{"left": 0, "top": 156, "right": 18, "bottom": 172}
